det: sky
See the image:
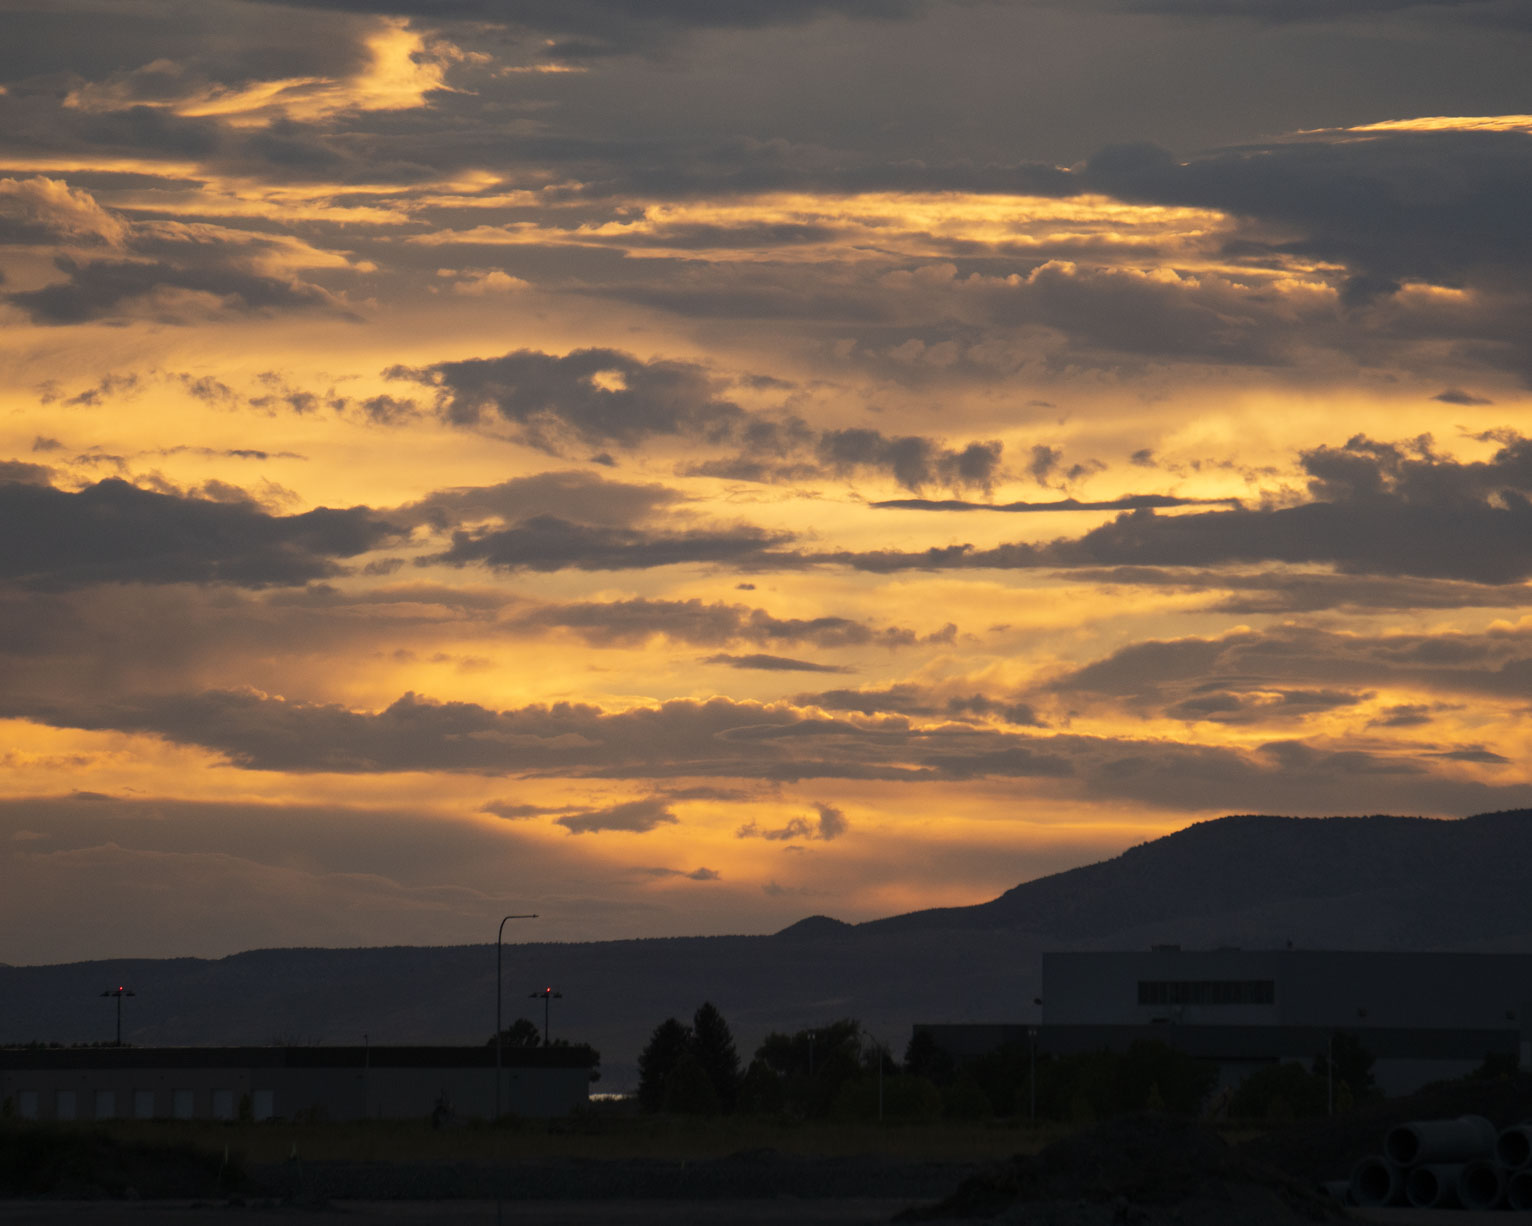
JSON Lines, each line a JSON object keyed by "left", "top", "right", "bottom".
{"left": 3, "top": 0, "right": 1532, "bottom": 966}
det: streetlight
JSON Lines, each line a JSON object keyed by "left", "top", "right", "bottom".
{"left": 1030, "top": 997, "right": 1043, "bottom": 1124}
{"left": 528, "top": 987, "right": 562, "bottom": 1047}
{"left": 100, "top": 986, "right": 134, "bottom": 1046}
{"left": 495, "top": 914, "right": 537, "bottom": 1122}
{"left": 1327, "top": 1006, "right": 1366, "bottom": 1117}
{"left": 861, "top": 1027, "right": 885, "bottom": 1122}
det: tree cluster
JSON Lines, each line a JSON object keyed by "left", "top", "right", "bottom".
{"left": 636, "top": 1002, "right": 743, "bottom": 1113}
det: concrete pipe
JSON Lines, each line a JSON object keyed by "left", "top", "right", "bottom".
{"left": 1456, "top": 1159, "right": 1506, "bottom": 1211}
{"left": 1349, "top": 1156, "right": 1404, "bottom": 1207}
{"left": 1405, "top": 1163, "right": 1463, "bottom": 1209}
{"left": 1383, "top": 1115, "right": 1496, "bottom": 1166}
{"left": 1320, "top": 1179, "right": 1351, "bottom": 1206}
{"left": 1509, "top": 1170, "right": 1532, "bottom": 1212}
{"left": 1498, "top": 1123, "right": 1532, "bottom": 1169}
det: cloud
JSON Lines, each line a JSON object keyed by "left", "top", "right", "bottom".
{"left": 556, "top": 796, "right": 678, "bottom": 834}
{"left": 821, "top": 433, "right": 1532, "bottom": 585}
{"left": 0, "top": 476, "right": 400, "bottom": 589}
{"left": 0, "top": 460, "right": 53, "bottom": 486}
{"left": 7, "top": 255, "right": 347, "bottom": 325}
{"left": 480, "top": 801, "right": 547, "bottom": 820}
{"left": 0, "top": 175, "right": 128, "bottom": 246}
{"left": 507, "top": 596, "right": 933, "bottom": 649}
{"left": 1082, "top": 128, "right": 1532, "bottom": 290}
{"left": 814, "top": 431, "right": 1002, "bottom": 493}
{"left": 640, "top": 865, "right": 720, "bottom": 881}
{"left": 702, "top": 653, "right": 853, "bottom": 673}
{"left": 400, "top": 470, "right": 686, "bottom": 533}
{"left": 1050, "top": 621, "right": 1532, "bottom": 708}
{"left": 6, "top": 683, "right": 1527, "bottom": 817}
{"left": 872, "top": 493, "right": 1241, "bottom": 513}
{"left": 737, "top": 802, "right": 849, "bottom": 842}
{"left": 394, "top": 347, "right": 1004, "bottom": 491}
{"left": 1434, "top": 388, "right": 1494, "bottom": 405}
{"left": 425, "top": 516, "right": 795, "bottom": 573}
{"left": 392, "top": 347, "right": 750, "bottom": 450}
{"left": 225, "top": 0, "right": 935, "bottom": 63}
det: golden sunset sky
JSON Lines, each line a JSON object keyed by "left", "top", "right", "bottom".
{"left": 3, "top": 0, "right": 1531, "bottom": 963}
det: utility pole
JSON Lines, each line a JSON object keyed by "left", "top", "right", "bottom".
{"left": 100, "top": 986, "right": 134, "bottom": 1046}
{"left": 529, "top": 987, "right": 562, "bottom": 1046}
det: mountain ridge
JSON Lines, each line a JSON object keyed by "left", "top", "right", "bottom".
{"left": 7, "top": 810, "right": 1532, "bottom": 1089}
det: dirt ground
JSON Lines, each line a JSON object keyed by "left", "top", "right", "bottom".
{"left": 0, "top": 1199, "right": 911, "bottom": 1225}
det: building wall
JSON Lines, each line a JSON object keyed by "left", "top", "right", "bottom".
{"left": 1, "top": 1049, "right": 591, "bottom": 1122}
{"left": 913, "top": 949, "right": 1532, "bottom": 1101}
{"left": 1042, "top": 950, "right": 1532, "bottom": 1031}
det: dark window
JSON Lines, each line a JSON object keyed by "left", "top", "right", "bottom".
{"left": 1137, "top": 979, "right": 1274, "bottom": 1006}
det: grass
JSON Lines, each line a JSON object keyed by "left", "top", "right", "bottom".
{"left": 72, "top": 1112, "right": 1073, "bottom": 1166}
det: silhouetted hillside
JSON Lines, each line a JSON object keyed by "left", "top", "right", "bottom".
{"left": 7, "top": 811, "right": 1532, "bottom": 1090}
{"left": 861, "top": 810, "right": 1532, "bottom": 946}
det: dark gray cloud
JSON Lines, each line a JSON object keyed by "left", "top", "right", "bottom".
{"left": 737, "top": 801, "right": 849, "bottom": 842}
{"left": 815, "top": 431, "right": 1003, "bottom": 493}
{"left": 1434, "top": 388, "right": 1494, "bottom": 406}
{"left": 425, "top": 516, "right": 794, "bottom": 573}
{"left": 5, "top": 684, "right": 1526, "bottom": 816}
{"left": 0, "top": 476, "right": 400, "bottom": 589}
{"left": 226, "top": 0, "right": 934, "bottom": 62}
{"left": 873, "top": 493, "right": 1241, "bottom": 513}
{"left": 1083, "top": 129, "right": 1532, "bottom": 291}
{"left": 393, "top": 348, "right": 1004, "bottom": 492}
{"left": 556, "top": 797, "right": 678, "bottom": 834}
{"left": 6, "top": 256, "right": 345, "bottom": 325}
{"left": 392, "top": 347, "right": 750, "bottom": 450}
{"left": 1113, "top": 0, "right": 1528, "bottom": 27}
{"left": 399, "top": 470, "right": 685, "bottom": 533}
{"left": 824, "top": 433, "right": 1532, "bottom": 585}
{"left": 1065, "top": 566, "right": 1532, "bottom": 614}
{"left": 702, "top": 653, "right": 852, "bottom": 673}
{"left": 797, "top": 684, "right": 1041, "bottom": 725}
{"left": 1051, "top": 621, "right": 1532, "bottom": 708}
{"left": 0, "top": 460, "right": 53, "bottom": 486}
{"left": 639, "top": 865, "right": 721, "bottom": 880}
{"left": 509, "top": 597, "right": 930, "bottom": 649}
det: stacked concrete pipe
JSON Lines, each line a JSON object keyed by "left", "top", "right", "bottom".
{"left": 1349, "top": 1115, "right": 1499, "bottom": 1209}
{"left": 1502, "top": 1123, "right": 1532, "bottom": 1210}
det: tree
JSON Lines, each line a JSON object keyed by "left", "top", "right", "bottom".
{"left": 636, "top": 1017, "right": 693, "bottom": 1113}
{"left": 486, "top": 1017, "right": 542, "bottom": 1048}
{"left": 751, "top": 1019, "right": 863, "bottom": 1117}
{"left": 1229, "top": 1062, "right": 1326, "bottom": 1120}
{"left": 1313, "top": 1031, "right": 1377, "bottom": 1103}
{"left": 691, "top": 1002, "right": 742, "bottom": 1111}
{"left": 903, "top": 1029, "right": 956, "bottom": 1087}
{"left": 663, "top": 1055, "right": 721, "bottom": 1114}
{"left": 1114, "top": 1040, "right": 1216, "bottom": 1115}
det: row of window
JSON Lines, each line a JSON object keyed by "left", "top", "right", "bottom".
{"left": 1137, "top": 979, "right": 1276, "bottom": 1006}
{"left": 11, "top": 1088, "right": 275, "bottom": 1121}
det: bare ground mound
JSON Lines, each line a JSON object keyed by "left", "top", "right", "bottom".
{"left": 896, "top": 1113, "right": 1346, "bottom": 1225}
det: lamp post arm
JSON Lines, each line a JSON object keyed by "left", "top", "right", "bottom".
{"left": 495, "top": 914, "right": 537, "bottom": 1123}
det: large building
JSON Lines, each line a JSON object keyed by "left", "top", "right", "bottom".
{"left": 0, "top": 1044, "right": 596, "bottom": 1122}
{"left": 919, "top": 948, "right": 1532, "bottom": 1095}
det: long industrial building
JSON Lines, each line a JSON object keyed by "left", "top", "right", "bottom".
{"left": 0, "top": 1044, "right": 596, "bottom": 1122}
{"left": 919, "top": 948, "right": 1532, "bottom": 1095}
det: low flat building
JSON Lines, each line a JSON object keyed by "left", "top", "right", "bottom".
{"left": 917, "top": 948, "right": 1532, "bottom": 1096}
{"left": 0, "top": 1044, "right": 595, "bottom": 1122}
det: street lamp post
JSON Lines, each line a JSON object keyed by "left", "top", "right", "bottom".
{"left": 100, "top": 986, "right": 134, "bottom": 1046}
{"left": 529, "top": 987, "right": 562, "bottom": 1047}
{"left": 1030, "top": 996, "right": 1043, "bottom": 1124}
{"left": 495, "top": 914, "right": 537, "bottom": 1122}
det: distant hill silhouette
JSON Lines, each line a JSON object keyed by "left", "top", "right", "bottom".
{"left": 861, "top": 810, "right": 1532, "bottom": 946}
{"left": 6, "top": 810, "right": 1532, "bottom": 1089}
